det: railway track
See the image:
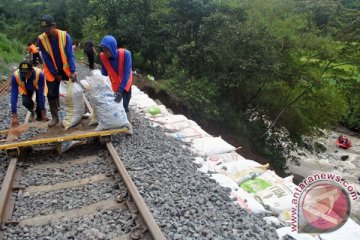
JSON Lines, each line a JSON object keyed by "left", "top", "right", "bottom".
{"left": 0, "top": 89, "right": 165, "bottom": 239}
{"left": 0, "top": 79, "right": 11, "bottom": 96}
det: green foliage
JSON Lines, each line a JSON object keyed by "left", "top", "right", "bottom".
{"left": 1, "top": 0, "right": 359, "bottom": 170}
{"left": 0, "top": 33, "right": 23, "bottom": 75}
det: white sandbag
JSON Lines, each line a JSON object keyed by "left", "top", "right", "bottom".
{"left": 214, "top": 160, "right": 269, "bottom": 184}
{"left": 278, "top": 209, "right": 292, "bottom": 226}
{"left": 152, "top": 114, "right": 188, "bottom": 125}
{"left": 201, "top": 154, "right": 262, "bottom": 173}
{"left": 240, "top": 170, "right": 286, "bottom": 194}
{"left": 134, "top": 98, "right": 158, "bottom": 109}
{"left": 171, "top": 125, "right": 210, "bottom": 141}
{"left": 163, "top": 120, "right": 198, "bottom": 132}
{"left": 263, "top": 216, "right": 283, "bottom": 227}
{"left": 82, "top": 75, "right": 129, "bottom": 130}
{"left": 130, "top": 93, "right": 151, "bottom": 106}
{"left": 193, "top": 157, "right": 209, "bottom": 173}
{"left": 191, "top": 137, "right": 236, "bottom": 156}
{"left": 59, "top": 81, "right": 85, "bottom": 129}
{"left": 206, "top": 152, "right": 248, "bottom": 164}
{"left": 276, "top": 227, "right": 320, "bottom": 240}
{"left": 131, "top": 85, "right": 141, "bottom": 95}
{"left": 319, "top": 218, "right": 360, "bottom": 240}
{"left": 255, "top": 182, "right": 297, "bottom": 215}
{"left": 209, "top": 174, "right": 239, "bottom": 191}
{"left": 91, "top": 69, "right": 103, "bottom": 76}
{"left": 230, "top": 188, "right": 267, "bottom": 214}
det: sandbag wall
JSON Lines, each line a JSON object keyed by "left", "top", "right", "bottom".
{"left": 129, "top": 84, "right": 360, "bottom": 240}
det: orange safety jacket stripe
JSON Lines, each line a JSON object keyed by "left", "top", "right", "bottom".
{"left": 38, "top": 30, "right": 70, "bottom": 81}
{"left": 100, "top": 48, "right": 133, "bottom": 92}
{"left": 14, "top": 68, "right": 48, "bottom": 96}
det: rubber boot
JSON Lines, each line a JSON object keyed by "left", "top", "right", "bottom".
{"left": 48, "top": 99, "right": 59, "bottom": 127}
{"left": 126, "top": 112, "right": 133, "bottom": 135}
{"left": 28, "top": 107, "right": 36, "bottom": 123}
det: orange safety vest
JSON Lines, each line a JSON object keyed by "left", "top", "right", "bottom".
{"left": 14, "top": 68, "right": 48, "bottom": 96}
{"left": 38, "top": 29, "right": 70, "bottom": 81}
{"left": 100, "top": 48, "right": 133, "bottom": 92}
{"left": 28, "top": 44, "right": 39, "bottom": 54}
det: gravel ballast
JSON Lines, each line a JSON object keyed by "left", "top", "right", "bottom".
{"left": 0, "top": 64, "right": 279, "bottom": 239}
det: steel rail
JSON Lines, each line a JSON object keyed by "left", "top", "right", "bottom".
{"left": 1, "top": 74, "right": 166, "bottom": 239}
{"left": 0, "top": 158, "right": 17, "bottom": 225}
{"left": 84, "top": 94, "right": 165, "bottom": 239}
{"left": 106, "top": 143, "right": 166, "bottom": 240}
{"left": 0, "top": 96, "right": 32, "bottom": 225}
{"left": 0, "top": 79, "right": 11, "bottom": 96}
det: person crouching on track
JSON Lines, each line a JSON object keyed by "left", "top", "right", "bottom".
{"left": 38, "top": 15, "right": 77, "bottom": 127}
{"left": 98, "top": 35, "right": 133, "bottom": 132}
{"left": 11, "top": 60, "right": 48, "bottom": 127}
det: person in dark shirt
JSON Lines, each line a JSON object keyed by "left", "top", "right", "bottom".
{"left": 84, "top": 38, "right": 97, "bottom": 70}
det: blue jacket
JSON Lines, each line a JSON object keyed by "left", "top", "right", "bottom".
{"left": 99, "top": 35, "right": 132, "bottom": 93}
{"left": 11, "top": 71, "right": 45, "bottom": 113}
{"left": 38, "top": 32, "right": 76, "bottom": 78}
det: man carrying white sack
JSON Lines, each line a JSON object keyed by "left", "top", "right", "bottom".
{"left": 98, "top": 35, "right": 133, "bottom": 134}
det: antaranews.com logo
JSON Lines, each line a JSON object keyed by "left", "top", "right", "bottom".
{"left": 291, "top": 172, "right": 358, "bottom": 233}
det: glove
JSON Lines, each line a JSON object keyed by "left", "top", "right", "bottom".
{"left": 70, "top": 72, "right": 77, "bottom": 82}
{"left": 114, "top": 91, "right": 123, "bottom": 103}
{"left": 41, "top": 110, "right": 49, "bottom": 122}
{"left": 11, "top": 113, "right": 19, "bottom": 127}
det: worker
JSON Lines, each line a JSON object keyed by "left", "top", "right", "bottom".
{"left": 37, "top": 15, "right": 77, "bottom": 127}
{"left": 11, "top": 60, "right": 48, "bottom": 127}
{"left": 84, "top": 38, "right": 97, "bottom": 70}
{"left": 98, "top": 35, "right": 133, "bottom": 133}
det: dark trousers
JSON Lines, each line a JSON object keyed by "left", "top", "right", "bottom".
{"left": 122, "top": 88, "right": 132, "bottom": 112}
{"left": 86, "top": 52, "right": 95, "bottom": 69}
{"left": 47, "top": 70, "right": 69, "bottom": 100}
{"left": 46, "top": 80, "right": 60, "bottom": 100}
{"left": 32, "top": 52, "right": 43, "bottom": 65}
{"left": 22, "top": 91, "right": 43, "bottom": 120}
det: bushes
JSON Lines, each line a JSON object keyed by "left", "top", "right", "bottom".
{"left": 0, "top": 33, "right": 23, "bottom": 76}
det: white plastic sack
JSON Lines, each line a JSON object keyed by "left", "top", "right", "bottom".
{"left": 214, "top": 160, "right": 269, "bottom": 184}
{"left": 206, "top": 152, "right": 248, "bottom": 165}
{"left": 163, "top": 120, "right": 198, "bottom": 133}
{"left": 134, "top": 98, "right": 157, "bottom": 110}
{"left": 190, "top": 137, "right": 236, "bottom": 156}
{"left": 209, "top": 174, "right": 239, "bottom": 191}
{"left": 170, "top": 126, "right": 210, "bottom": 141}
{"left": 255, "top": 182, "right": 297, "bottom": 215}
{"left": 130, "top": 93, "right": 151, "bottom": 106}
{"left": 201, "top": 153, "right": 263, "bottom": 173}
{"left": 194, "top": 157, "right": 211, "bottom": 173}
{"left": 152, "top": 114, "right": 188, "bottom": 125}
{"left": 231, "top": 188, "right": 267, "bottom": 214}
{"left": 131, "top": 85, "right": 141, "bottom": 96}
{"left": 276, "top": 227, "right": 320, "bottom": 240}
{"left": 91, "top": 69, "right": 103, "bottom": 76}
{"left": 59, "top": 81, "right": 85, "bottom": 129}
{"left": 319, "top": 218, "right": 360, "bottom": 240}
{"left": 82, "top": 76, "right": 129, "bottom": 130}
{"left": 240, "top": 170, "right": 286, "bottom": 194}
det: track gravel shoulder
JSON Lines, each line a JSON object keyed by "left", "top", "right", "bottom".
{"left": 0, "top": 63, "right": 279, "bottom": 239}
